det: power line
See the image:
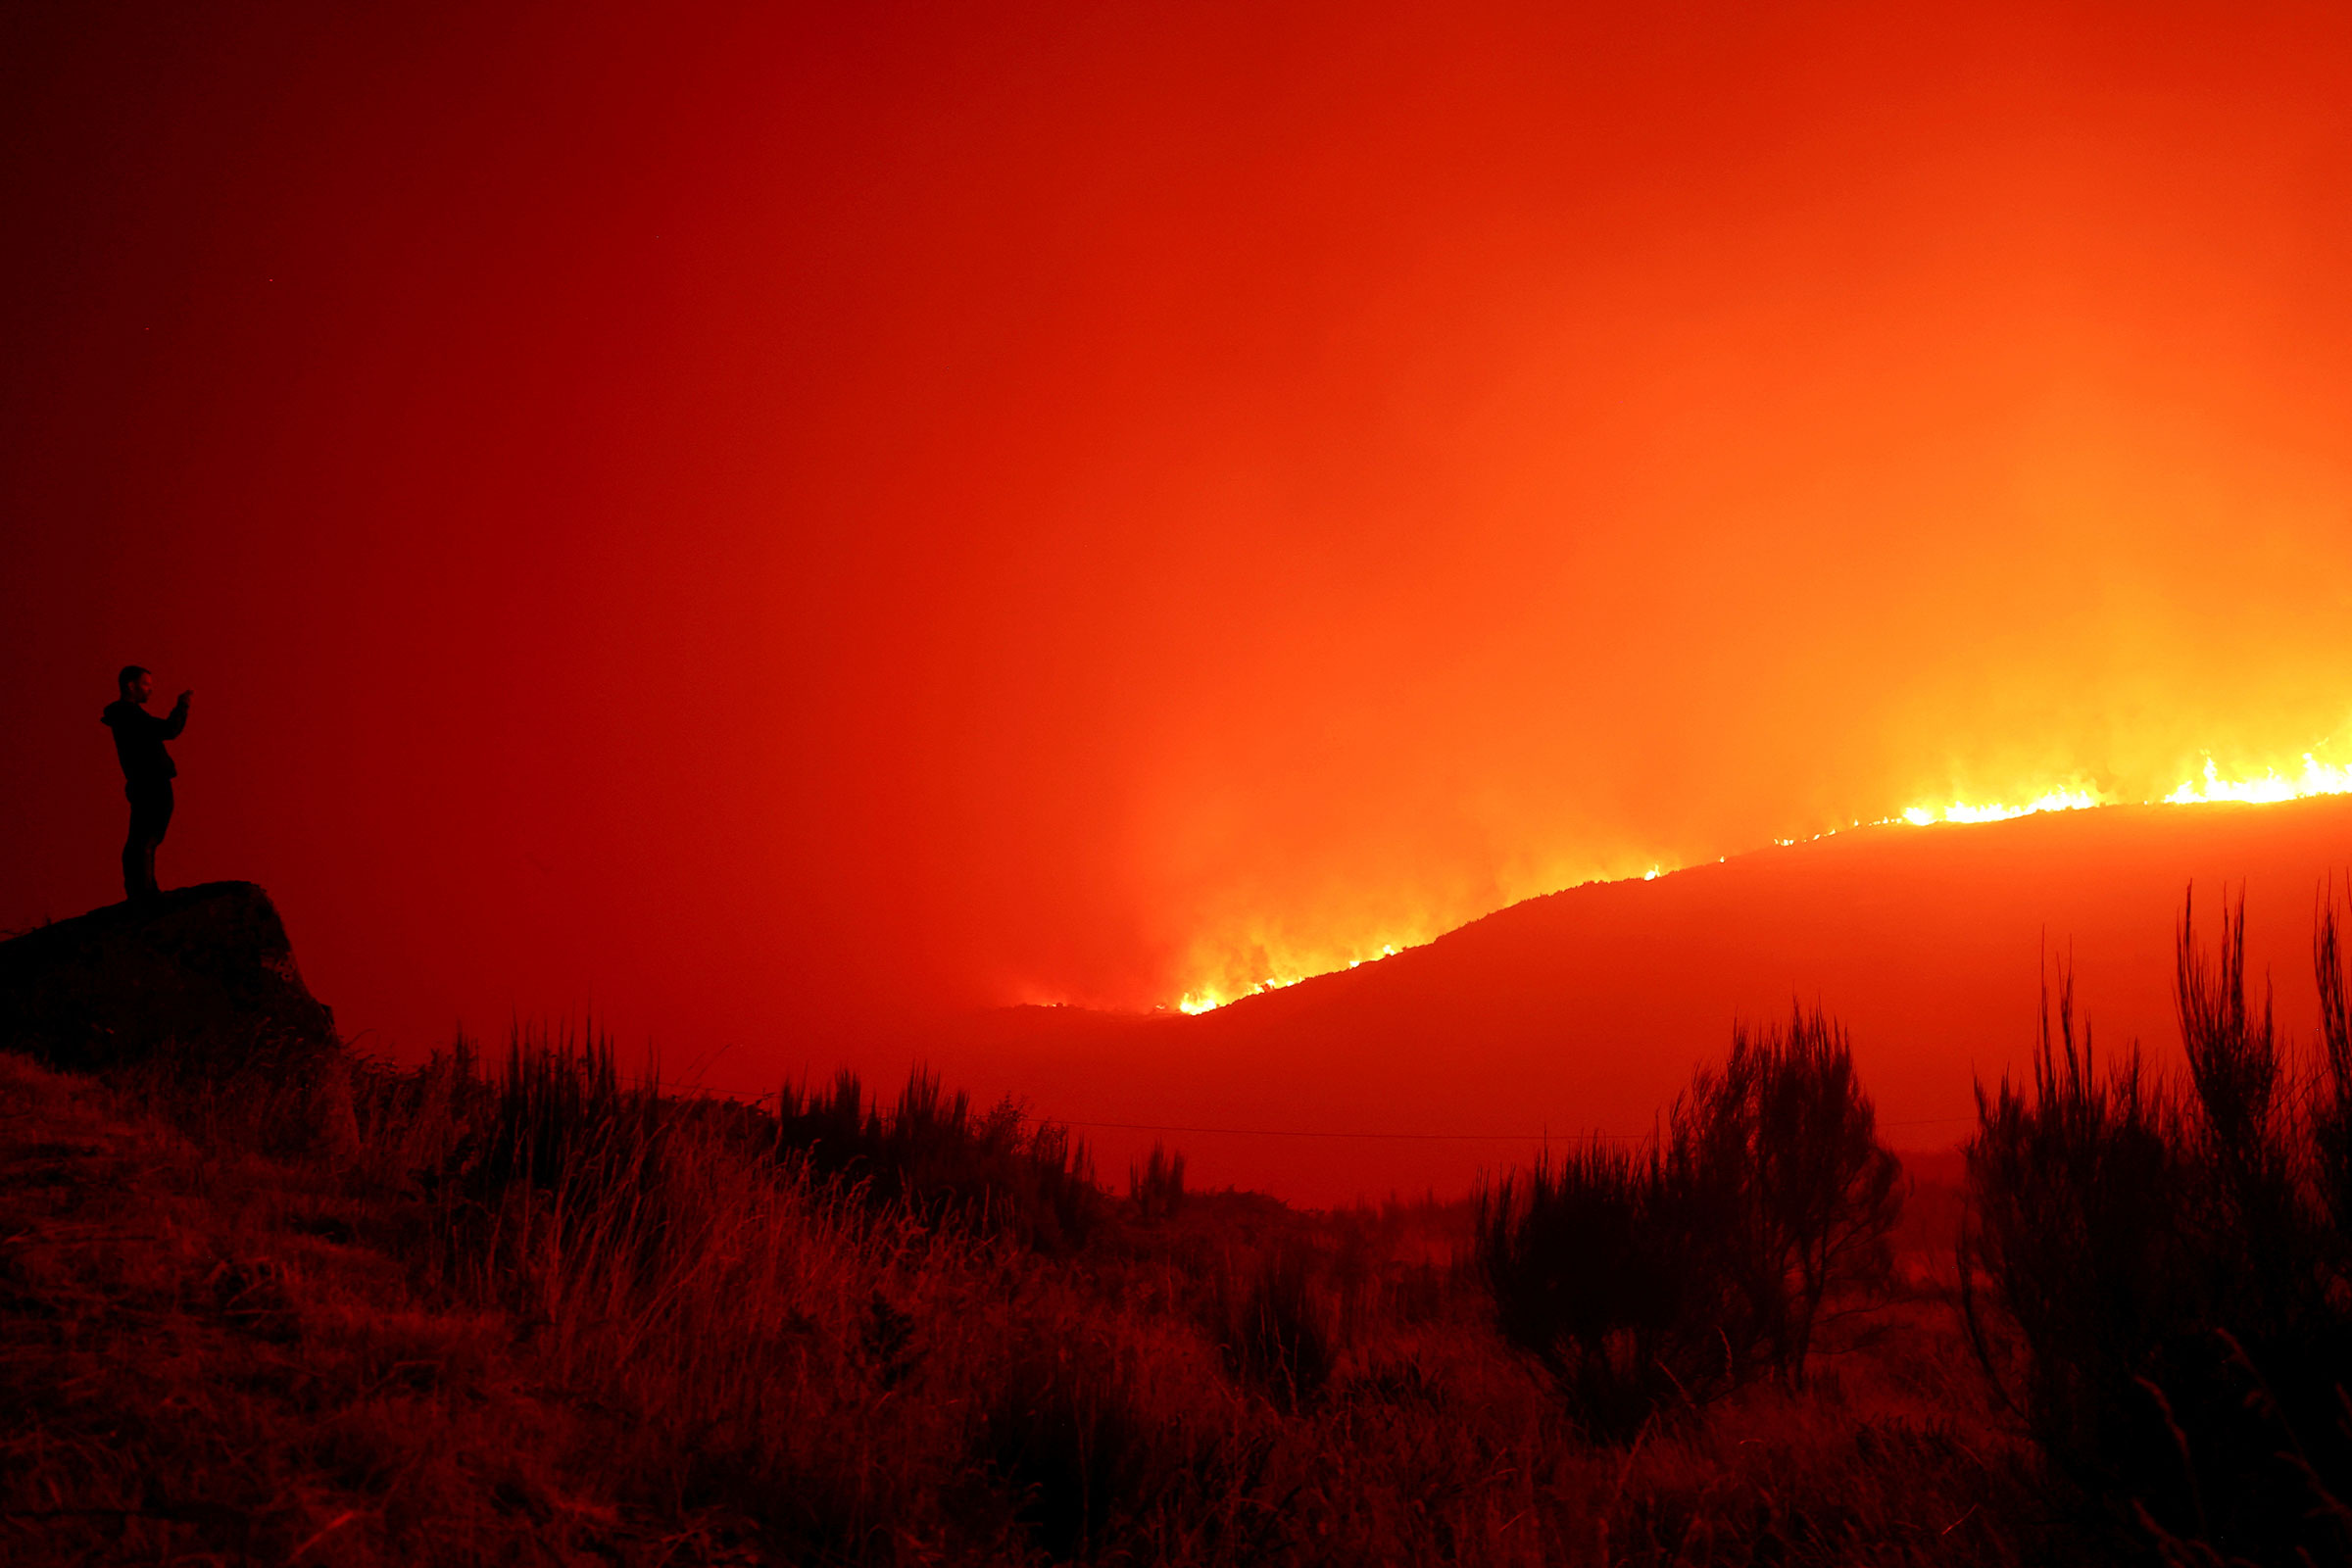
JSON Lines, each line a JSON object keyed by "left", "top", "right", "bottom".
{"left": 674, "top": 1078, "right": 1978, "bottom": 1143}
{"left": 1067, "top": 1118, "right": 1617, "bottom": 1143}
{"left": 1060, "top": 1113, "right": 1978, "bottom": 1143}
{"left": 656, "top": 1081, "right": 1982, "bottom": 1145}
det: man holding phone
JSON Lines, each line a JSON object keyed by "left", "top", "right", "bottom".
{"left": 101, "top": 665, "right": 192, "bottom": 901}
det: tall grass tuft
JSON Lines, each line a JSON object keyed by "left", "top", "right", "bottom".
{"left": 776, "top": 1064, "right": 1102, "bottom": 1250}
{"left": 473, "top": 1025, "right": 665, "bottom": 1196}
{"left": 1206, "top": 1237, "right": 1334, "bottom": 1411}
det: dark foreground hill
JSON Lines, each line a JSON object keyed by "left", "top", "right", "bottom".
{"left": 908, "top": 796, "right": 2352, "bottom": 1201}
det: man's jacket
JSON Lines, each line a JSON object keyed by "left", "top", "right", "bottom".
{"left": 102, "top": 697, "right": 187, "bottom": 783}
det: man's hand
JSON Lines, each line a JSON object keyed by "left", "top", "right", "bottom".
{"left": 175, "top": 690, "right": 193, "bottom": 706}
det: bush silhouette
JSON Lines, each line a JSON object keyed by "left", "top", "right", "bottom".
{"left": 775, "top": 1063, "right": 1102, "bottom": 1250}
{"left": 1477, "top": 1139, "right": 1736, "bottom": 1437}
{"left": 1478, "top": 1006, "right": 1901, "bottom": 1436}
{"left": 2320, "top": 882, "right": 2352, "bottom": 1244}
{"left": 411, "top": 1031, "right": 1101, "bottom": 1258}
{"left": 1695, "top": 1006, "right": 1903, "bottom": 1384}
{"left": 1966, "top": 888, "right": 2352, "bottom": 1565}
{"left": 1128, "top": 1140, "right": 1186, "bottom": 1220}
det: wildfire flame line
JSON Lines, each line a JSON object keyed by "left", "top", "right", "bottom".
{"left": 1167, "top": 751, "right": 2352, "bottom": 1015}
{"left": 1899, "top": 754, "right": 2352, "bottom": 825}
{"left": 1176, "top": 945, "right": 1399, "bottom": 1015}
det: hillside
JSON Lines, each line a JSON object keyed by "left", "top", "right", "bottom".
{"left": 911, "top": 796, "right": 2352, "bottom": 1201}
{"left": 0, "top": 880, "right": 2274, "bottom": 1565}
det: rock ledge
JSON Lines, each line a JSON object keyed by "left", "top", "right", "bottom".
{"left": 0, "top": 882, "right": 336, "bottom": 1072}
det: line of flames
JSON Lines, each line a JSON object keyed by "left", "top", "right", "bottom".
{"left": 1899, "top": 753, "right": 2352, "bottom": 825}
{"left": 1169, "top": 753, "right": 2352, "bottom": 1015}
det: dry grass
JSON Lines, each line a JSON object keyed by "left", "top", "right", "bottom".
{"left": 0, "top": 1036, "right": 2063, "bottom": 1567}
{"left": 0, "top": 1053, "right": 665, "bottom": 1565}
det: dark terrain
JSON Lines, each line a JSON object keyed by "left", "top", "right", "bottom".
{"left": 0, "top": 886, "right": 2049, "bottom": 1566}
{"left": 8, "top": 873, "right": 2347, "bottom": 1565}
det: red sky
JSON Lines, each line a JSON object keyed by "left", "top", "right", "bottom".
{"left": 7, "top": 2, "right": 2352, "bottom": 1092}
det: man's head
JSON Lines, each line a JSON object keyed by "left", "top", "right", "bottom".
{"left": 118, "top": 665, "right": 153, "bottom": 704}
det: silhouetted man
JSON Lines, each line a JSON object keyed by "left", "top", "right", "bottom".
{"left": 101, "top": 665, "right": 191, "bottom": 901}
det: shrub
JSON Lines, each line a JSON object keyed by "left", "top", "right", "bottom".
{"left": 2319, "top": 880, "right": 2352, "bottom": 1247}
{"left": 1966, "top": 889, "right": 2352, "bottom": 1565}
{"left": 1694, "top": 1006, "right": 1903, "bottom": 1383}
{"left": 1479, "top": 1006, "right": 1902, "bottom": 1436}
{"left": 1477, "top": 1139, "right": 1737, "bottom": 1437}
{"left": 1962, "top": 965, "right": 2189, "bottom": 1523}
{"left": 1129, "top": 1140, "right": 1186, "bottom": 1220}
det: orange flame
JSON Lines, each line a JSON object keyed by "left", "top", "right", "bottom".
{"left": 1162, "top": 746, "right": 2352, "bottom": 1014}
{"left": 2163, "top": 754, "right": 2352, "bottom": 806}
{"left": 1896, "top": 751, "right": 2352, "bottom": 825}
{"left": 1177, "top": 943, "right": 1402, "bottom": 1015}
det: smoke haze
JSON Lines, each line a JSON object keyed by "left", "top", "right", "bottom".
{"left": 6, "top": 2, "right": 2352, "bottom": 1070}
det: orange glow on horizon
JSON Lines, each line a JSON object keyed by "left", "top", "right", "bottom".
{"left": 11, "top": 1, "right": 2352, "bottom": 1092}
{"left": 1159, "top": 742, "right": 2352, "bottom": 1014}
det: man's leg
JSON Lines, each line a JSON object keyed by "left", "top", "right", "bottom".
{"left": 123, "top": 781, "right": 172, "bottom": 900}
{"left": 121, "top": 794, "right": 142, "bottom": 900}
{"left": 146, "top": 780, "right": 173, "bottom": 895}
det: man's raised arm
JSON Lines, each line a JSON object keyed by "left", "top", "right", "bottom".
{"left": 159, "top": 690, "right": 191, "bottom": 739}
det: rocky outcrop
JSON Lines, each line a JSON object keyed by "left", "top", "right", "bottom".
{"left": 0, "top": 882, "right": 336, "bottom": 1073}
